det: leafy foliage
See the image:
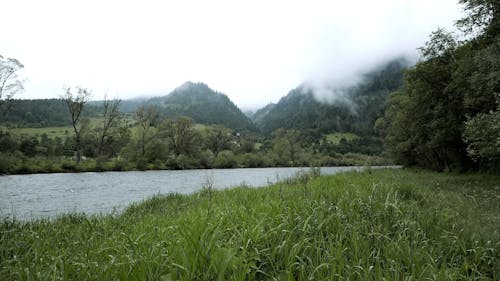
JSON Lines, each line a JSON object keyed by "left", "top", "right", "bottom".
{"left": 463, "top": 94, "right": 500, "bottom": 169}
{"left": 379, "top": 0, "right": 500, "bottom": 171}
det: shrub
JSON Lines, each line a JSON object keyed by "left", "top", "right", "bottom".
{"left": 214, "top": 150, "right": 238, "bottom": 168}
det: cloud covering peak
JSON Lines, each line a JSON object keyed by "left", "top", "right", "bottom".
{"left": 0, "top": 0, "right": 462, "bottom": 110}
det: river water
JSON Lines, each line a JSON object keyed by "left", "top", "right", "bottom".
{"left": 0, "top": 166, "right": 366, "bottom": 219}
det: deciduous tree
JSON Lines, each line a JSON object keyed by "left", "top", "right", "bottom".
{"left": 0, "top": 55, "right": 24, "bottom": 115}
{"left": 136, "top": 105, "right": 157, "bottom": 156}
{"left": 159, "top": 116, "right": 199, "bottom": 157}
{"left": 272, "top": 128, "right": 302, "bottom": 166}
{"left": 203, "top": 125, "right": 233, "bottom": 156}
{"left": 97, "top": 95, "right": 121, "bottom": 157}
{"left": 62, "top": 87, "right": 91, "bottom": 163}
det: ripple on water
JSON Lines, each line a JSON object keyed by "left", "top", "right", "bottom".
{"left": 0, "top": 166, "right": 397, "bottom": 219}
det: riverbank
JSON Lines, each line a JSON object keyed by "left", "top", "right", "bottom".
{"left": 0, "top": 152, "right": 390, "bottom": 175}
{"left": 1, "top": 169, "right": 499, "bottom": 280}
{"left": 0, "top": 166, "right": 368, "bottom": 219}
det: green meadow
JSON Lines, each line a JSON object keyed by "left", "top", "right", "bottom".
{"left": 1, "top": 169, "right": 499, "bottom": 280}
{"left": 10, "top": 126, "right": 72, "bottom": 139}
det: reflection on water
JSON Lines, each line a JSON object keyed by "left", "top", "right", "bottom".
{"left": 0, "top": 166, "right": 369, "bottom": 219}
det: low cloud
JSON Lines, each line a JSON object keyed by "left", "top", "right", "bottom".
{"left": 0, "top": 0, "right": 462, "bottom": 109}
{"left": 297, "top": 0, "right": 461, "bottom": 104}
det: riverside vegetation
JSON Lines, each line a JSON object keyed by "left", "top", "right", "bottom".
{"left": 0, "top": 82, "right": 393, "bottom": 175}
{"left": 1, "top": 169, "right": 499, "bottom": 280}
{"left": 0, "top": 41, "right": 406, "bottom": 175}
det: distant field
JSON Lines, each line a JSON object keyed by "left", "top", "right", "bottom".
{"left": 9, "top": 116, "right": 137, "bottom": 140}
{"left": 11, "top": 126, "right": 72, "bottom": 139}
{"left": 325, "top": 132, "right": 359, "bottom": 144}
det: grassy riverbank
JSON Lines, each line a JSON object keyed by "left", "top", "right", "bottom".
{"left": 1, "top": 169, "right": 499, "bottom": 280}
{"left": 0, "top": 153, "right": 390, "bottom": 175}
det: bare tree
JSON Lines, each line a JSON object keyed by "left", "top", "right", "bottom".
{"left": 62, "top": 87, "right": 91, "bottom": 163}
{"left": 0, "top": 55, "right": 24, "bottom": 115}
{"left": 136, "top": 105, "right": 157, "bottom": 156}
{"left": 97, "top": 95, "right": 121, "bottom": 157}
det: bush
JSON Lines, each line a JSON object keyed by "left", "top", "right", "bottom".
{"left": 463, "top": 104, "right": 500, "bottom": 170}
{"left": 61, "top": 161, "right": 77, "bottom": 171}
{"left": 198, "top": 149, "right": 215, "bottom": 168}
{"left": 0, "top": 152, "right": 21, "bottom": 174}
{"left": 173, "top": 155, "right": 200, "bottom": 170}
{"left": 214, "top": 150, "right": 238, "bottom": 168}
{"left": 238, "top": 153, "right": 265, "bottom": 168}
{"left": 135, "top": 157, "right": 148, "bottom": 171}
{"left": 112, "top": 159, "right": 129, "bottom": 171}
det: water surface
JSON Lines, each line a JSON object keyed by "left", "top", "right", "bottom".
{"left": 0, "top": 166, "right": 366, "bottom": 219}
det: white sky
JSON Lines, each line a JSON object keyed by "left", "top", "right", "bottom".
{"left": 1, "top": 0, "right": 462, "bottom": 110}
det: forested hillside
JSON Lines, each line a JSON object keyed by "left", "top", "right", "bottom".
{"left": 377, "top": 0, "right": 500, "bottom": 171}
{"left": 0, "top": 99, "right": 101, "bottom": 127}
{"left": 0, "top": 60, "right": 410, "bottom": 174}
{"left": 251, "top": 103, "right": 275, "bottom": 124}
{"left": 256, "top": 58, "right": 408, "bottom": 135}
{"left": 145, "top": 82, "right": 256, "bottom": 131}
{"left": 0, "top": 83, "right": 256, "bottom": 132}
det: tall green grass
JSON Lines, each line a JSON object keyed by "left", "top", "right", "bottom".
{"left": 1, "top": 169, "right": 499, "bottom": 280}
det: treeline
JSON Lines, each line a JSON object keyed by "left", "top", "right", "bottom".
{"left": 0, "top": 110, "right": 387, "bottom": 174}
{"left": 377, "top": 0, "right": 500, "bottom": 172}
{"left": 0, "top": 82, "right": 256, "bottom": 132}
{"left": 0, "top": 86, "right": 388, "bottom": 174}
{"left": 0, "top": 99, "right": 102, "bottom": 127}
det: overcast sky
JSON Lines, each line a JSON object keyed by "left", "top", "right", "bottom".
{"left": 1, "top": 0, "right": 462, "bottom": 110}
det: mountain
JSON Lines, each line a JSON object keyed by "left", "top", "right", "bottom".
{"left": 256, "top": 58, "right": 409, "bottom": 135}
{"left": 146, "top": 82, "right": 256, "bottom": 131}
{"left": 243, "top": 110, "right": 254, "bottom": 119}
{"left": 252, "top": 103, "right": 276, "bottom": 124}
{"left": 118, "top": 97, "right": 149, "bottom": 113}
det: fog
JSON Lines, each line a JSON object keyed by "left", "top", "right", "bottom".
{"left": 0, "top": 0, "right": 462, "bottom": 110}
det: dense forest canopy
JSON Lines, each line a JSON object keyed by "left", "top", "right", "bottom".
{"left": 377, "top": 0, "right": 500, "bottom": 171}
{"left": 146, "top": 82, "right": 256, "bottom": 132}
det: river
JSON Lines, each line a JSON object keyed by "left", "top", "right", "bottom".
{"left": 0, "top": 166, "right": 367, "bottom": 220}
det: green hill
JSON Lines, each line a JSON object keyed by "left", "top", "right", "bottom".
{"left": 146, "top": 82, "right": 256, "bottom": 131}
{"left": 255, "top": 58, "right": 409, "bottom": 135}
{"left": 0, "top": 99, "right": 101, "bottom": 127}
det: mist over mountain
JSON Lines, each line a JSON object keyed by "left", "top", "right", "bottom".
{"left": 255, "top": 57, "right": 409, "bottom": 135}
{"left": 2, "top": 58, "right": 409, "bottom": 135}
{"left": 251, "top": 103, "right": 276, "bottom": 124}
{"left": 118, "top": 97, "right": 149, "bottom": 113}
